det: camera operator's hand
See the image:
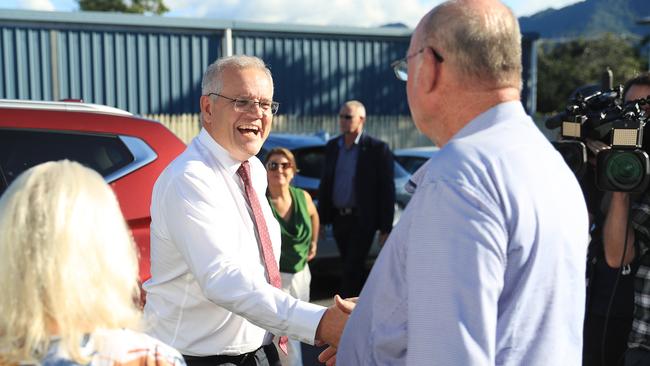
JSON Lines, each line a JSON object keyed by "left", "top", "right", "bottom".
{"left": 585, "top": 138, "right": 610, "bottom": 166}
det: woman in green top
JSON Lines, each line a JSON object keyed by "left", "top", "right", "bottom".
{"left": 265, "top": 147, "right": 319, "bottom": 366}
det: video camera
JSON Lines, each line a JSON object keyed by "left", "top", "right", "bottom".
{"left": 545, "top": 85, "right": 650, "bottom": 192}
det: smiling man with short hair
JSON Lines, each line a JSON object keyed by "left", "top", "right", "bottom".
{"left": 144, "top": 55, "right": 349, "bottom": 366}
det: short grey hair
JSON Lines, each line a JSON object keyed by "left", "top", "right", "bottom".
{"left": 201, "top": 55, "right": 274, "bottom": 95}
{"left": 342, "top": 100, "right": 366, "bottom": 117}
{"left": 423, "top": 0, "right": 522, "bottom": 89}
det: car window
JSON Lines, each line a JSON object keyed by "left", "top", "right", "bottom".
{"left": 393, "top": 158, "right": 410, "bottom": 178}
{"left": 256, "top": 148, "right": 269, "bottom": 163}
{"left": 293, "top": 146, "right": 325, "bottom": 179}
{"left": 395, "top": 156, "right": 428, "bottom": 175}
{"left": 0, "top": 129, "right": 134, "bottom": 196}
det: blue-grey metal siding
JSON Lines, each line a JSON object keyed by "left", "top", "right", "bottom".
{"left": 233, "top": 31, "right": 409, "bottom": 115}
{"left": 0, "top": 27, "right": 52, "bottom": 101}
{"left": 0, "top": 23, "right": 220, "bottom": 114}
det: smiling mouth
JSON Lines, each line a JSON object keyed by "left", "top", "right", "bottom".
{"left": 237, "top": 125, "right": 261, "bottom": 136}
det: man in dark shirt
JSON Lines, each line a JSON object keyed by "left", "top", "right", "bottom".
{"left": 599, "top": 72, "right": 650, "bottom": 366}
{"left": 318, "top": 100, "right": 395, "bottom": 298}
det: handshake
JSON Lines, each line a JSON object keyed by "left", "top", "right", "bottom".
{"left": 314, "top": 295, "right": 358, "bottom": 365}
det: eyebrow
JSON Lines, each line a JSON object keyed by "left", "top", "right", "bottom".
{"left": 235, "top": 95, "right": 273, "bottom": 100}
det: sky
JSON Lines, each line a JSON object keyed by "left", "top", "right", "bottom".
{"left": 5, "top": 0, "right": 585, "bottom": 28}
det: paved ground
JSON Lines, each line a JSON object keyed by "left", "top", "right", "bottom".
{"left": 301, "top": 342, "right": 329, "bottom": 365}
{"left": 300, "top": 273, "right": 338, "bottom": 365}
{"left": 298, "top": 264, "right": 373, "bottom": 365}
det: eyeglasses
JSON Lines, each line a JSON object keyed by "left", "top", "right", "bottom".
{"left": 390, "top": 46, "right": 444, "bottom": 82}
{"left": 206, "top": 92, "right": 280, "bottom": 115}
{"left": 266, "top": 161, "right": 293, "bottom": 171}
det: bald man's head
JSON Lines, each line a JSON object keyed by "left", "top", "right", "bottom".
{"left": 418, "top": 0, "right": 522, "bottom": 89}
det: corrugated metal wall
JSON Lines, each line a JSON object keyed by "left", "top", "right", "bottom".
{"left": 0, "top": 10, "right": 538, "bottom": 116}
{"left": 0, "top": 23, "right": 220, "bottom": 114}
{"left": 232, "top": 32, "right": 409, "bottom": 115}
{"left": 54, "top": 30, "right": 219, "bottom": 114}
{"left": 0, "top": 27, "right": 51, "bottom": 101}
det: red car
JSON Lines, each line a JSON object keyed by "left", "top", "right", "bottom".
{"left": 0, "top": 99, "right": 186, "bottom": 282}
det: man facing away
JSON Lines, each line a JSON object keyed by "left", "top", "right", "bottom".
{"left": 334, "top": 0, "right": 590, "bottom": 365}
{"left": 143, "top": 55, "right": 348, "bottom": 366}
{"left": 318, "top": 100, "right": 395, "bottom": 298}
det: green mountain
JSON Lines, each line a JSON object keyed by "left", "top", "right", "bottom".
{"left": 519, "top": 0, "right": 650, "bottom": 38}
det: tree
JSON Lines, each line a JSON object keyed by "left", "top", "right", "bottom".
{"left": 77, "top": 0, "right": 169, "bottom": 15}
{"left": 537, "top": 33, "right": 646, "bottom": 114}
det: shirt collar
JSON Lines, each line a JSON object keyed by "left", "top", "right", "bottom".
{"left": 337, "top": 132, "right": 363, "bottom": 147}
{"left": 408, "top": 101, "right": 525, "bottom": 193}
{"left": 197, "top": 128, "right": 245, "bottom": 176}
{"left": 450, "top": 101, "right": 526, "bottom": 143}
{"left": 405, "top": 158, "right": 432, "bottom": 194}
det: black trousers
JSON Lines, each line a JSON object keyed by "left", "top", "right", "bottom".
{"left": 333, "top": 213, "right": 376, "bottom": 298}
{"left": 582, "top": 313, "right": 632, "bottom": 366}
{"left": 182, "top": 344, "right": 280, "bottom": 366}
{"left": 625, "top": 347, "right": 650, "bottom": 366}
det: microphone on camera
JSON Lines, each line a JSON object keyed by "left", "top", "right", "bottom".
{"left": 545, "top": 112, "right": 567, "bottom": 130}
{"left": 601, "top": 67, "right": 613, "bottom": 90}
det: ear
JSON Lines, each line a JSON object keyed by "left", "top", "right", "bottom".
{"left": 414, "top": 48, "right": 437, "bottom": 94}
{"left": 200, "top": 95, "right": 213, "bottom": 123}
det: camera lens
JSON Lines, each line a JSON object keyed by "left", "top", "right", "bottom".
{"left": 605, "top": 151, "right": 644, "bottom": 190}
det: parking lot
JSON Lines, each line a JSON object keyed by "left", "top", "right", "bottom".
{"left": 300, "top": 267, "right": 372, "bottom": 365}
{"left": 300, "top": 273, "right": 338, "bottom": 365}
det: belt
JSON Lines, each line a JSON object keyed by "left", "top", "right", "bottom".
{"left": 182, "top": 346, "right": 261, "bottom": 365}
{"left": 336, "top": 207, "right": 357, "bottom": 216}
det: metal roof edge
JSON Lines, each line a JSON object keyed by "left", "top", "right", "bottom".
{"left": 0, "top": 8, "right": 414, "bottom": 37}
{"left": 0, "top": 99, "right": 133, "bottom": 116}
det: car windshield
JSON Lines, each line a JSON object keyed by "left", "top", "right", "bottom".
{"left": 395, "top": 156, "right": 428, "bottom": 175}
{"left": 393, "top": 158, "right": 409, "bottom": 178}
{"left": 259, "top": 136, "right": 411, "bottom": 180}
{"left": 293, "top": 147, "right": 325, "bottom": 179}
{"left": 292, "top": 146, "right": 410, "bottom": 179}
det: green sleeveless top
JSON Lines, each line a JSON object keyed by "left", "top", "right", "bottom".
{"left": 268, "top": 186, "right": 312, "bottom": 273}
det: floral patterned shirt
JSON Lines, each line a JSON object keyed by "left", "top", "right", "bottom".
{"left": 36, "top": 329, "right": 186, "bottom": 366}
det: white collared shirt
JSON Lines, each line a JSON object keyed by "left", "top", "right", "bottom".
{"left": 143, "top": 129, "right": 326, "bottom": 356}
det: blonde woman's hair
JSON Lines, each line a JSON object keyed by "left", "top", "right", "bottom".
{"left": 0, "top": 160, "right": 141, "bottom": 364}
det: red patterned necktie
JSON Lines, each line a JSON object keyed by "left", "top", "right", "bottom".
{"left": 237, "top": 161, "right": 288, "bottom": 354}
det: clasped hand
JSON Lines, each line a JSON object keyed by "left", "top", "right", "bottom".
{"left": 314, "top": 295, "right": 357, "bottom": 365}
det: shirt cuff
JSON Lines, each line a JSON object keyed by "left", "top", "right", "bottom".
{"left": 287, "top": 302, "right": 327, "bottom": 345}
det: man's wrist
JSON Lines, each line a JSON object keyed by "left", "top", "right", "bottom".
{"left": 291, "top": 303, "right": 328, "bottom": 345}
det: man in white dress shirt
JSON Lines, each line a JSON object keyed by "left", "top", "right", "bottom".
{"left": 143, "top": 55, "right": 348, "bottom": 366}
{"left": 330, "top": 0, "right": 590, "bottom": 365}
